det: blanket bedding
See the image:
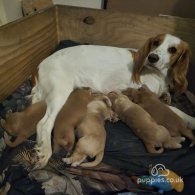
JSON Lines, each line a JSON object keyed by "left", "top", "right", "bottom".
{"left": 0, "top": 40, "right": 195, "bottom": 195}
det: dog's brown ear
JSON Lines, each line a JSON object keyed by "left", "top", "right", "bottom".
{"left": 102, "top": 96, "right": 112, "bottom": 107}
{"left": 132, "top": 38, "right": 153, "bottom": 83}
{"left": 170, "top": 42, "right": 190, "bottom": 95}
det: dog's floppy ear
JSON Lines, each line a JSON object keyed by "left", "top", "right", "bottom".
{"left": 102, "top": 96, "right": 112, "bottom": 107}
{"left": 132, "top": 38, "right": 153, "bottom": 83}
{"left": 170, "top": 42, "right": 190, "bottom": 95}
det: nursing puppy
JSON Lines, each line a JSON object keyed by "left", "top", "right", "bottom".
{"left": 108, "top": 92, "right": 184, "bottom": 153}
{"left": 122, "top": 85, "right": 195, "bottom": 145}
{"left": 1, "top": 101, "right": 46, "bottom": 147}
{"left": 53, "top": 88, "right": 92, "bottom": 154}
{"left": 63, "top": 95, "right": 114, "bottom": 167}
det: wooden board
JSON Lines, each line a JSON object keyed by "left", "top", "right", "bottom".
{"left": 106, "top": 0, "right": 195, "bottom": 19}
{"left": 57, "top": 5, "right": 195, "bottom": 93}
{"left": 57, "top": 6, "right": 195, "bottom": 55}
{"left": 0, "top": 6, "right": 57, "bottom": 102}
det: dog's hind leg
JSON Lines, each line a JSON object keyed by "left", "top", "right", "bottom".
{"left": 34, "top": 88, "right": 73, "bottom": 169}
{"left": 169, "top": 106, "right": 195, "bottom": 129}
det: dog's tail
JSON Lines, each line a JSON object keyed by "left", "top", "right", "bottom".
{"left": 80, "top": 151, "right": 104, "bottom": 168}
{"left": 169, "top": 106, "right": 195, "bottom": 129}
{"left": 4, "top": 132, "right": 25, "bottom": 147}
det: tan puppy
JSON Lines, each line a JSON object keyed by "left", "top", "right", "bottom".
{"left": 62, "top": 94, "right": 114, "bottom": 167}
{"left": 1, "top": 101, "right": 47, "bottom": 147}
{"left": 53, "top": 88, "right": 92, "bottom": 154}
{"left": 122, "top": 85, "right": 195, "bottom": 145}
{"left": 108, "top": 92, "right": 184, "bottom": 153}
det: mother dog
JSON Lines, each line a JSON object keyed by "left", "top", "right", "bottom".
{"left": 32, "top": 34, "right": 194, "bottom": 168}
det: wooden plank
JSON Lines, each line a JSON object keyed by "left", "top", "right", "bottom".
{"left": 106, "top": 0, "right": 195, "bottom": 19}
{"left": 0, "top": 6, "right": 57, "bottom": 102}
{"left": 57, "top": 6, "right": 195, "bottom": 54}
{"left": 57, "top": 5, "right": 195, "bottom": 93}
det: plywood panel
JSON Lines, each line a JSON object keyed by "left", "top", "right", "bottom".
{"left": 0, "top": 7, "right": 58, "bottom": 102}
{"left": 106, "top": 0, "right": 195, "bottom": 19}
{"left": 57, "top": 6, "right": 195, "bottom": 53}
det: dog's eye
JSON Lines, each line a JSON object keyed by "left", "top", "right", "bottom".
{"left": 168, "top": 47, "right": 177, "bottom": 54}
{"left": 153, "top": 40, "right": 159, "bottom": 47}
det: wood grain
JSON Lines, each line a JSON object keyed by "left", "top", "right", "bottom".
{"left": 106, "top": 0, "right": 195, "bottom": 19}
{"left": 57, "top": 6, "right": 195, "bottom": 57}
{"left": 0, "top": 7, "right": 57, "bottom": 102}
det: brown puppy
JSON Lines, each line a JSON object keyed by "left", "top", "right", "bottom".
{"left": 108, "top": 92, "right": 184, "bottom": 153}
{"left": 53, "top": 88, "right": 92, "bottom": 154}
{"left": 1, "top": 101, "right": 47, "bottom": 147}
{"left": 122, "top": 85, "right": 195, "bottom": 145}
{"left": 62, "top": 94, "right": 114, "bottom": 167}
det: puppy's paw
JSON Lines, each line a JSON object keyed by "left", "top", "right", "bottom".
{"left": 62, "top": 157, "right": 72, "bottom": 165}
{"left": 112, "top": 112, "right": 119, "bottom": 123}
{"left": 71, "top": 161, "right": 81, "bottom": 167}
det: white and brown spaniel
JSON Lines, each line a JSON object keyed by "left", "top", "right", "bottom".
{"left": 32, "top": 33, "right": 194, "bottom": 168}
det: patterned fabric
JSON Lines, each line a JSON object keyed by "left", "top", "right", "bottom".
{"left": 0, "top": 140, "right": 152, "bottom": 195}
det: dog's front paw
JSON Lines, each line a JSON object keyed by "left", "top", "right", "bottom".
{"left": 33, "top": 143, "right": 52, "bottom": 169}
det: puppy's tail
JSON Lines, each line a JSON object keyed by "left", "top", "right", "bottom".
{"left": 145, "top": 143, "right": 164, "bottom": 154}
{"left": 4, "top": 132, "right": 25, "bottom": 147}
{"left": 169, "top": 106, "right": 195, "bottom": 129}
{"left": 80, "top": 151, "right": 104, "bottom": 168}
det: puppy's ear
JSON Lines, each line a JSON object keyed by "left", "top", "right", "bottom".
{"left": 102, "top": 96, "right": 112, "bottom": 107}
{"left": 132, "top": 38, "right": 153, "bottom": 83}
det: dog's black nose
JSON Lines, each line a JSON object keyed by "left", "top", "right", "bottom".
{"left": 148, "top": 53, "right": 159, "bottom": 63}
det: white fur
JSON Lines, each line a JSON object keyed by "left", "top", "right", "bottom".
{"left": 32, "top": 34, "right": 195, "bottom": 168}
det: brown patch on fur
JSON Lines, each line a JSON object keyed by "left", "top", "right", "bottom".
{"left": 169, "top": 41, "right": 190, "bottom": 95}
